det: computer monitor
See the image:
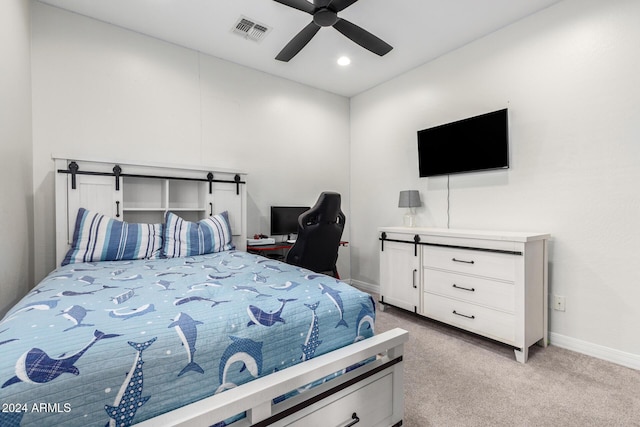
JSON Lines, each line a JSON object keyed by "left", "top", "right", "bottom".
{"left": 270, "top": 206, "right": 309, "bottom": 237}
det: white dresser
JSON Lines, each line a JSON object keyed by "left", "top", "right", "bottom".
{"left": 379, "top": 227, "right": 550, "bottom": 363}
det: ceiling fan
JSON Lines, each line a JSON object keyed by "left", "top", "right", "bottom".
{"left": 273, "top": 0, "right": 393, "bottom": 62}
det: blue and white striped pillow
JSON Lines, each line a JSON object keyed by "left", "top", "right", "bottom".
{"left": 162, "top": 211, "right": 235, "bottom": 258}
{"left": 62, "top": 208, "right": 163, "bottom": 266}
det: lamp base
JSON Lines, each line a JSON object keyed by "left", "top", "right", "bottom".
{"left": 403, "top": 210, "right": 416, "bottom": 227}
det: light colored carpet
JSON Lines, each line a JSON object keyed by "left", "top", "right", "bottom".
{"left": 374, "top": 302, "right": 640, "bottom": 427}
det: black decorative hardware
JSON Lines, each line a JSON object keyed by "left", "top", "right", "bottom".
{"left": 69, "top": 161, "right": 79, "bottom": 190}
{"left": 432, "top": 243, "right": 522, "bottom": 256}
{"left": 376, "top": 238, "right": 523, "bottom": 256}
{"left": 344, "top": 413, "right": 360, "bottom": 427}
{"left": 412, "top": 269, "right": 417, "bottom": 289}
{"left": 377, "top": 235, "right": 525, "bottom": 256}
{"left": 453, "top": 310, "right": 475, "bottom": 319}
{"left": 207, "top": 172, "right": 213, "bottom": 194}
{"left": 115, "top": 201, "right": 120, "bottom": 218}
{"left": 452, "top": 284, "right": 475, "bottom": 292}
{"left": 234, "top": 174, "right": 241, "bottom": 195}
{"left": 209, "top": 202, "right": 213, "bottom": 217}
{"left": 413, "top": 234, "right": 420, "bottom": 256}
{"left": 113, "top": 165, "right": 122, "bottom": 191}
{"left": 58, "top": 164, "right": 246, "bottom": 191}
{"left": 380, "top": 231, "right": 387, "bottom": 251}
{"left": 452, "top": 257, "right": 474, "bottom": 264}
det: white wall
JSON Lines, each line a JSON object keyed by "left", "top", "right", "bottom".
{"left": 24, "top": 0, "right": 640, "bottom": 368}
{"left": 0, "top": 0, "right": 33, "bottom": 317}
{"left": 350, "top": 0, "right": 640, "bottom": 366}
{"left": 30, "top": 3, "right": 351, "bottom": 281}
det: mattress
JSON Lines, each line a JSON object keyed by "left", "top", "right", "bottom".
{"left": 0, "top": 250, "right": 376, "bottom": 426}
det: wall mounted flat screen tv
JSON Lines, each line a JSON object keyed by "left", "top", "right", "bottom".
{"left": 417, "top": 109, "right": 509, "bottom": 177}
{"left": 270, "top": 206, "right": 309, "bottom": 236}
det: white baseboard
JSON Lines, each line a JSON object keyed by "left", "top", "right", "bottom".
{"left": 348, "top": 280, "right": 639, "bottom": 371}
{"left": 349, "top": 279, "right": 379, "bottom": 295}
{"left": 549, "top": 332, "right": 640, "bottom": 371}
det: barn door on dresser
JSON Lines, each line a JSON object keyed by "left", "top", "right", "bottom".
{"left": 380, "top": 239, "right": 420, "bottom": 313}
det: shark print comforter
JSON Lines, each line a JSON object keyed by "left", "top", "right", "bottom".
{"left": 0, "top": 250, "right": 376, "bottom": 426}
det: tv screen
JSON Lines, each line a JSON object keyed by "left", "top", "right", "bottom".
{"left": 270, "top": 206, "right": 309, "bottom": 236}
{"left": 417, "top": 109, "right": 509, "bottom": 177}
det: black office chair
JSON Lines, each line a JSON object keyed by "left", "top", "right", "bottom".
{"left": 285, "top": 192, "right": 345, "bottom": 278}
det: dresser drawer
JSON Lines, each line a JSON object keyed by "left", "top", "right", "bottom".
{"left": 423, "top": 245, "right": 517, "bottom": 282}
{"left": 423, "top": 268, "right": 515, "bottom": 312}
{"left": 281, "top": 372, "right": 394, "bottom": 427}
{"left": 423, "top": 293, "right": 516, "bottom": 345}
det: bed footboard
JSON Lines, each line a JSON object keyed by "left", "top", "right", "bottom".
{"left": 137, "top": 328, "right": 408, "bottom": 427}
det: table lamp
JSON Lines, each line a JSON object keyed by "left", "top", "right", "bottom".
{"left": 398, "top": 190, "right": 421, "bottom": 227}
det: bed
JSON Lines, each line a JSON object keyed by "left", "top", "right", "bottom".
{"left": 0, "top": 157, "right": 407, "bottom": 427}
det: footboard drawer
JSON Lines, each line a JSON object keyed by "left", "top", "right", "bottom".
{"left": 280, "top": 372, "right": 394, "bottom": 427}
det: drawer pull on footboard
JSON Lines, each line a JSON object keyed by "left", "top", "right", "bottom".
{"left": 453, "top": 310, "right": 475, "bottom": 319}
{"left": 343, "top": 413, "right": 360, "bottom": 427}
{"left": 452, "top": 284, "right": 475, "bottom": 292}
{"left": 452, "top": 257, "right": 474, "bottom": 264}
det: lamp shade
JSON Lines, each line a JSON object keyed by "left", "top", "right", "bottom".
{"left": 398, "top": 190, "right": 421, "bottom": 208}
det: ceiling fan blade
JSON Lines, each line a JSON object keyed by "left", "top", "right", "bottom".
{"left": 333, "top": 18, "right": 393, "bottom": 56}
{"left": 314, "top": 0, "right": 332, "bottom": 7}
{"left": 328, "top": 0, "right": 359, "bottom": 12}
{"left": 273, "top": 0, "right": 315, "bottom": 14}
{"left": 276, "top": 22, "right": 321, "bottom": 62}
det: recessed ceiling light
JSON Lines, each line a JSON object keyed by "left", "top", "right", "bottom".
{"left": 337, "top": 56, "right": 351, "bottom": 66}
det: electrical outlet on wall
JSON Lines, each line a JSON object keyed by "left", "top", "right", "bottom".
{"left": 553, "top": 295, "right": 566, "bottom": 311}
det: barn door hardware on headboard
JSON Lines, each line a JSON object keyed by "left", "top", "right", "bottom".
{"left": 207, "top": 172, "right": 214, "bottom": 194}
{"left": 67, "top": 161, "right": 79, "bottom": 189}
{"left": 113, "top": 165, "right": 122, "bottom": 191}
{"left": 234, "top": 174, "right": 241, "bottom": 195}
{"left": 58, "top": 162, "right": 246, "bottom": 192}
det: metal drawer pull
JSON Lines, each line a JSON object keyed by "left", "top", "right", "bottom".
{"left": 115, "top": 201, "right": 120, "bottom": 218}
{"left": 412, "top": 269, "right": 417, "bottom": 289}
{"left": 343, "top": 413, "right": 360, "bottom": 427}
{"left": 452, "top": 257, "right": 474, "bottom": 264}
{"left": 452, "top": 284, "right": 475, "bottom": 292}
{"left": 453, "top": 310, "right": 475, "bottom": 319}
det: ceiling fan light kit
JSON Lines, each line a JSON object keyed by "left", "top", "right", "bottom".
{"left": 337, "top": 56, "right": 351, "bottom": 66}
{"left": 273, "top": 0, "right": 393, "bottom": 62}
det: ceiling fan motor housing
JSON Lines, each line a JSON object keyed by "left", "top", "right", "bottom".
{"left": 313, "top": 8, "right": 338, "bottom": 27}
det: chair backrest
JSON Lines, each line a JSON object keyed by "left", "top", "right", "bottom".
{"left": 285, "top": 192, "right": 345, "bottom": 276}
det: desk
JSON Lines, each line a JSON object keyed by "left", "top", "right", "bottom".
{"left": 247, "top": 241, "right": 349, "bottom": 278}
{"left": 247, "top": 241, "right": 349, "bottom": 252}
{"left": 247, "top": 242, "right": 297, "bottom": 253}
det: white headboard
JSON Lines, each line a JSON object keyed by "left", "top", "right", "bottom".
{"left": 54, "top": 156, "right": 247, "bottom": 266}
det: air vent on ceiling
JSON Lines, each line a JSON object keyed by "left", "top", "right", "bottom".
{"left": 232, "top": 16, "right": 271, "bottom": 42}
